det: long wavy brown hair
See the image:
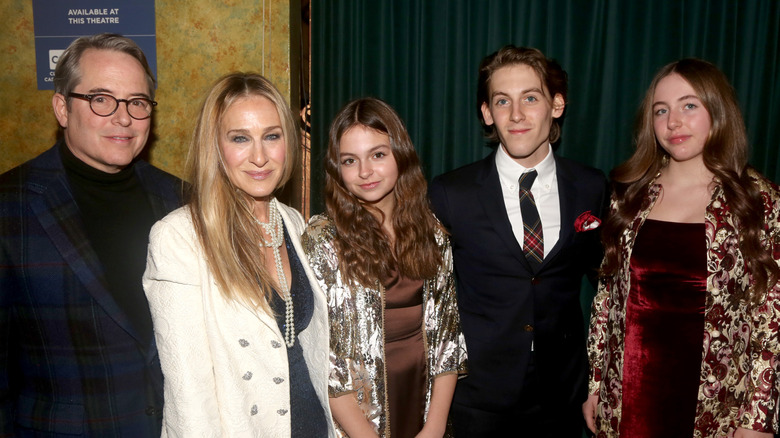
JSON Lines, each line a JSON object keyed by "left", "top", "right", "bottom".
{"left": 601, "top": 58, "right": 779, "bottom": 301}
{"left": 325, "top": 97, "right": 444, "bottom": 287}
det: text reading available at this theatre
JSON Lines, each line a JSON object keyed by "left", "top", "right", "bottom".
{"left": 67, "top": 9, "right": 121, "bottom": 25}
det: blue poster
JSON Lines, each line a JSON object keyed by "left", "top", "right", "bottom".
{"left": 33, "top": 0, "right": 156, "bottom": 90}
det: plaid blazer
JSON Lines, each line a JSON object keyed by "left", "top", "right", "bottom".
{"left": 0, "top": 144, "right": 183, "bottom": 437}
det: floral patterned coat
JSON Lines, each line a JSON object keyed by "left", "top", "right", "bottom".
{"left": 588, "top": 170, "right": 780, "bottom": 437}
{"left": 302, "top": 215, "right": 468, "bottom": 438}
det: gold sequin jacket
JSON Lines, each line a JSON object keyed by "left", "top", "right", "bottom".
{"left": 588, "top": 170, "right": 780, "bottom": 437}
{"left": 302, "top": 214, "right": 468, "bottom": 437}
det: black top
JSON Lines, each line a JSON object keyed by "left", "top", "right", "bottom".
{"left": 269, "top": 225, "right": 328, "bottom": 437}
{"left": 61, "top": 143, "right": 156, "bottom": 345}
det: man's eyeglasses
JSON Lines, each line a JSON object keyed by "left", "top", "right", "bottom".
{"left": 68, "top": 93, "right": 157, "bottom": 120}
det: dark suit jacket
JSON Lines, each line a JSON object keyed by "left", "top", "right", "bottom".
{"left": 429, "top": 150, "right": 608, "bottom": 415}
{"left": 0, "top": 144, "right": 183, "bottom": 437}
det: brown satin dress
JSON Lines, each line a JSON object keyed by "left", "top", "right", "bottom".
{"left": 384, "top": 269, "right": 426, "bottom": 438}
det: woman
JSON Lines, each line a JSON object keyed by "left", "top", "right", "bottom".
{"left": 302, "top": 97, "right": 467, "bottom": 438}
{"left": 584, "top": 59, "right": 780, "bottom": 437}
{"left": 143, "top": 73, "right": 335, "bottom": 437}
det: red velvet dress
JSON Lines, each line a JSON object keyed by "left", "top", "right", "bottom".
{"left": 619, "top": 219, "right": 706, "bottom": 436}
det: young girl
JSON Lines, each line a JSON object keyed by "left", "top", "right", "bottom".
{"left": 302, "top": 97, "right": 467, "bottom": 438}
{"left": 584, "top": 59, "right": 780, "bottom": 437}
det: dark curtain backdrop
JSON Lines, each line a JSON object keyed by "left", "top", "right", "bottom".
{"left": 311, "top": 0, "right": 780, "bottom": 214}
{"left": 312, "top": 2, "right": 779, "bottom": 435}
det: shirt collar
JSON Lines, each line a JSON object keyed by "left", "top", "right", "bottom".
{"left": 495, "top": 144, "right": 556, "bottom": 191}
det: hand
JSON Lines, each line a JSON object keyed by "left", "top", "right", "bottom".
{"left": 414, "top": 374, "right": 456, "bottom": 438}
{"left": 734, "top": 427, "right": 773, "bottom": 438}
{"left": 415, "top": 424, "right": 445, "bottom": 438}
{"left": 582, "top": 394, "right": 598, "bottom": 433}
{"left": 329, "top": 394, "right": 380, "bottom": 438}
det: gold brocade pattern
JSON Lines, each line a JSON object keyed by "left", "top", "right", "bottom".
{"left": 302, "top": 215, "right": 468, "bottom": 437}
{"left": 588, "top": 169, "right": 780, "bottom": 437}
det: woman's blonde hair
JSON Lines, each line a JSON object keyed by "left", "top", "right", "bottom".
{"left": 187, "top": 72, "right": 299, "bottom": 312}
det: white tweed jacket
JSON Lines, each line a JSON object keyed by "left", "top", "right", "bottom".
{"left": 143, "top": 203, "right": 335, "bottom": 438}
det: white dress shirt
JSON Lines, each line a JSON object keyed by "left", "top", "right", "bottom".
{"left": 495, "top": 144, "right": 561, "bottom": 258}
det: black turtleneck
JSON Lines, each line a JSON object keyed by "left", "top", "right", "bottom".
{"left": 61, "top": 143, "right": 157, "bottom": 346}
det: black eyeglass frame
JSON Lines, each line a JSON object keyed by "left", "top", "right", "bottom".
{"left": 68, "top": 92, "right": 158, "bottom": 120}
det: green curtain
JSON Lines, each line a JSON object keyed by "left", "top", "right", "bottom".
{"left": 312, "top": 2, "right": 780, "bottom": 435}
{"left": 312, "top": 0, "right": 780, "bottom": 214}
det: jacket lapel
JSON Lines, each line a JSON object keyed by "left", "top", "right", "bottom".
{"left": 134, "top": 161, "right": 183, "bottom": 358}
{"left": 476, "top": 153, "right": 534, "bottom": 271}
{"left": 541, "top": 155, "right": 577, "bottom": 267}
{"left": 136, "top": 160, "right": 184, "bottom": 218}
{"left": 27, "top": 146, "right": 145, "bottom": 348}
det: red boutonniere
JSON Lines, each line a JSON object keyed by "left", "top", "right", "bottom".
{"left": 575, "top": 211, "right": 601, "bottom": 232}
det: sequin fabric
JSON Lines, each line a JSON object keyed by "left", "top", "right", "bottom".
{"left": 302, "top": 215, "right": 468, "bottom": 437}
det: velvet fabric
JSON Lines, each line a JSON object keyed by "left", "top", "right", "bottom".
{"left": 620, "top": 219, "right": 706, "bottom": 436}
{"left": 269, "top": 227, "right": 328, "bottom": 438}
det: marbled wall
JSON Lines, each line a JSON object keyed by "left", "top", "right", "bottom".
{"left": 0, "top": 0, "right": 299, "bottom": 183}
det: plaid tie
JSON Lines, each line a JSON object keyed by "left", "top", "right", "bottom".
{"left": 519, "top": 170, "right": 544, "bottom": 267}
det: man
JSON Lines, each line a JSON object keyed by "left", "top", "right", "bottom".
{"left": 0, "top": 34, "right": 182, "bottom": 436}
{"left": 429, "top": 45, "right": 609, "bottom": 437}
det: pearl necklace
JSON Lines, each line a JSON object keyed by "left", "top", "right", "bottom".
{"left": 254, "top": 198, "right": 295, "bottom": 348}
